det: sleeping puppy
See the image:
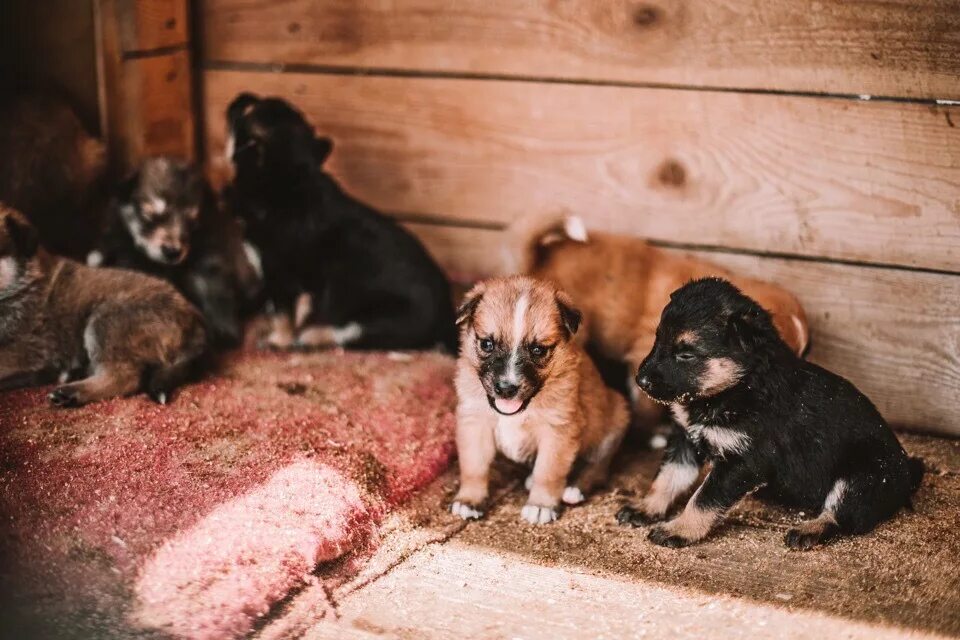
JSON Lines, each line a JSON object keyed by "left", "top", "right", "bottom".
{"left": 450, "top": 276, "right": 629, "bottom": 524}
{"left": 90, "top": 157, "right": 261, "bottom": 346}
{"left": 223, "top": 93, "right": 457, "bottom": 352}
{"left": 0, "top": 206, "right": 206, "bottom": 406}
{"left": 616, "top": 278, "right": 922, "bottom": 549}
{"left": 504, "top": 214, "right": 809, "bottom": 429}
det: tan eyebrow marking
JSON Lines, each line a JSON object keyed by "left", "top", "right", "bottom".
{"left": 676, "top": 331, "right": 698, "bottom": 345}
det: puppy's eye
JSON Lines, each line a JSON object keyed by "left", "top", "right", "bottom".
{"left": 528, "top": 343, "right": 549, "bottom": 358}
{"left": 675, "top": 351, "right": 697, "bottom": 362}
{"left": 478, "top": 337, "right": 494, "bottom": 353}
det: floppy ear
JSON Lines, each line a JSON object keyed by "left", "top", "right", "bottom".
{"left": 455, "top": 283, "right": 486, "bottom": 327}
{"left": 555, "top": 291, "right": 582, "bottom": 336}
{"left": 5, "top": 213, "right": 39, "bottom": 257}
{"left": 227, "top": 92, "right": 260, "bottom": 125}
{"left": 312, "top": 136, "right": 333, "bottom": 165}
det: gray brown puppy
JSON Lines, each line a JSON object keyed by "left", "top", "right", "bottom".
{"left": 450, "top": 276, "right": 629, "bottom": 524}
{"left": 0, "top": 206, "right": 206, "bottom": 406}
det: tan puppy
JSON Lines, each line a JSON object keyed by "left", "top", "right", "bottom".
{"left": 451, "top": 276, "right": 629, "bottom": 524}
{"left": 504, "top": 214, "right": 809, "bottom": 427}
{"left": 0, "top": 206, "right": 206, "bottom": 406}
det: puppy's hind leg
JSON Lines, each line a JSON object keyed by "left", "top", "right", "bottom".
{"left": 144, "top": 333, "right": 207, "bottom": 405}
{"left": 785, "top": 480, "right": 845, "bottom": 551}
{"left": 566, "top": 420, "right": 629, "bottom": 505}
{"left": 49, "top": 363, "right": 141, "bottom": 407}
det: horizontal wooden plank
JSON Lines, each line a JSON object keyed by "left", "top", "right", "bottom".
{"left": 403, "top": 223, "right": 960, "bottom": 436}
{"left": 199, "top": 0, "right": 960, "bottom": 100}
{"left": 203, "top": 71, "right": 960, "bottom": 272}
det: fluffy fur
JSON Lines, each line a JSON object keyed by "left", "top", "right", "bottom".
{"left": 0, "top": 94, "right": 106, "bottom": 258}
{"left": 223, "top": 93, "right": 456, "bottom": 352}
{"left": 92, "top": 157, "right": 261, "bottom": 346}
{"left": 616, "top": 278, "right": 923, "bottom": 549}
{"left": 0, "top": 206, "right": 206, "bottom": 406}
{"left": 451, "top": 276, "right": 629, "bottom": 524}
{"left": 503, "top": 213, "right": 809, "bottom": 428}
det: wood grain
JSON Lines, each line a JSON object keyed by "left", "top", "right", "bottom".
{"left": 402, "top": 222, "right": 960, "bottom": 436}
{"left": 118, "top": 0, "right": 188, "bottom": 53}
{"left": 199, "top": 0, "right": 960, "bottom": 100}
{"left": 204, "top": 71, "right": 960, "bottom": 272}
{"left": 96, "top": 0, "right": 195, "bottom": 169}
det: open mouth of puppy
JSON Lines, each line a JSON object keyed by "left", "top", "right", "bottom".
{"left": 486, "top": 394, "right": 534, "bottom": 416}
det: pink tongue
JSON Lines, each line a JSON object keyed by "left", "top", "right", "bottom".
{"left": 495, "top": 398, "right": 524, "bottom": 414}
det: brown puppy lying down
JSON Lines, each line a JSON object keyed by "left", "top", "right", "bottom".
{"left": 0, "top": 206, "right": 206, "bottom": 406}
{"left": 504, "top": 214, "right": 809, "bottom": 428}
{"left": 450, "top": 276, "right": 629, "bottom": 524}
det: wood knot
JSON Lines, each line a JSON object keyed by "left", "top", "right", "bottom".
{"left": 165, "top": 69, "right": 177, "bottom": 82}
{"left": 164, "top": 17, "right": 176, "bottom": 30}
{"left": 288, "top": 21, "right": 302, "bottom": 34}
{"left": 657, "top": 159, "right": 686, "bottom": 187}
{"left": 632, "top": 4, "right": 661, "bottom": 27}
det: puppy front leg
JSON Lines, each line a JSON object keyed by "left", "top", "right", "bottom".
{"left": 617, "top": 425, "right": 702, "bottom": 526}
{"left": 451, "top": 414, "right": 496, "bottom": 520}
{"left": 523, "top": 434, "right": 578, "bottom": 524}
{"left": 263, "top": 309, "right": 295, "bottom": 350}
{"left": 648, "top": 461, "right": 759, "bottom": 548}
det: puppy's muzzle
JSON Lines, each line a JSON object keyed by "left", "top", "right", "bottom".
{"left": 487, "top": 377, "right": 530, "bottom": 416}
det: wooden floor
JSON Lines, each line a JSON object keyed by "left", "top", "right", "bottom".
{"left": 251, "top": 431, "right": 960, "bottom": 639}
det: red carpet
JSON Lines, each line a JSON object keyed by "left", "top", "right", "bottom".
{"left": 0, "top": 349, "right": 456, "bottom": 639}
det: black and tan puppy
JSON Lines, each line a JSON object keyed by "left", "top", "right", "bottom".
{"left": 616, "top": 278, "right": 922, "bottom": 549}
{"left": 451, "top": 276, "right": 629, "bottom": 524}
{"left": 0, "top": 206, "right": 206, "bottom": 406}
{"left": 223, "top": 93, "right": 457, "bottom": 352}
{"left": 90, "top": 157, "right": 261, "bottom": 346}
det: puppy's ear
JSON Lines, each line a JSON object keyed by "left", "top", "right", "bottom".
{"left": 227, "top": 92, "right": 260, "bottom": 124}
{"left": 456, "top": 283, "right": 486, "bottom": 327}
{"left": 726, "top": 307, "right": 766, "bottom": 352}
{"left": 555, "top": 291, "right": 582, "bottom": 336}
{"left": 312, "top": 136, "right": 334, "bottom": 165}
{"left": 5, "top": 213, "right": 39, "bottom": 257}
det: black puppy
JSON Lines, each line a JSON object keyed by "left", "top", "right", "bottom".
{"left": 91, "top": 157, "right": 261, "bottom": 346}
{"left": 223, "top": 93, "right": 457, "bottom": 352}
{"left": 616, "top": 278, "right": 922, "bottom": 550}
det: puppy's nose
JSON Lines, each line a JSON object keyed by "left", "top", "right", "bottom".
{"left": 636, "top": 374, "right": 652, "bottom": 391}
{"left": 494, "top": 380, "right": 519, "bottom": 398}
{"left": 161, "top": 244, "right": 183, "bottom": 261}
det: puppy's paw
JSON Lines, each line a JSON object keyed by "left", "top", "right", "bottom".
{"left": 524, "top": 474, "right": 533, "bottom": 491}
{"left": 615, "top": 505, "right": 664, "bottom": 527}
{"left": 648, "top": 525, "right": 694, "bottom": 548}
{"left": 562, "top": 486, "right": 586, "bottom": 505}
{"left": 450, "top": 501, "right": 485, "bottom": 520}
{"left": 785, "top": 527, "right": 824, "bottom": 551}
{"left": 520, "top": 504, "right": 559, "bottom": 525}
{"left": 49, "top": 386, "right": 82, "bottom": 408}
{"left": 148, "top": 388, "right": 170, "bottom": 405}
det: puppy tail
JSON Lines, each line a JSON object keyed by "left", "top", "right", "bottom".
{"left": 907, "top": 456, "right": 925, "bottom": 494}
{"left": 500, "top": 212, "right": 589, "bottom": 275}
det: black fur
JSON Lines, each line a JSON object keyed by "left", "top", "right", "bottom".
{"left": 223, "top": 93, "right": 457, "bottom": 352}
{"left": 624, "top": 277, "right": 922, "bottom": 548}
{"left": 94, "top": 158, "right": 260, "bottom": 347}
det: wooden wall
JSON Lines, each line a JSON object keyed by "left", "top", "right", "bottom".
{"left": 196, "top": 1, "right": 960, "bottom": 436}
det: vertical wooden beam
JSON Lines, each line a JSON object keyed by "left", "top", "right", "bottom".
{"left": 95, "top": 0, "right": 196, "bottom": 173}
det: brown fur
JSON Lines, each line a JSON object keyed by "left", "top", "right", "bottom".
{"left": 505, "top": 214, "right": 809, "bottom": 426}
{"left": 0, "top": 94, "right": 106, "bottom": 258}
{"left": 451, "top": 276, "right": 630, "bottom": 524}
{"left": 0, "top": 206, "right": 206, "bottom": 406}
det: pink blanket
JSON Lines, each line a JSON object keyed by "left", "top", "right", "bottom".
{"left": 0, "top": 349, "right": 456, "bottom": 639}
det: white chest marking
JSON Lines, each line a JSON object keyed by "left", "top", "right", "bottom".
{"left": 495, "top": 415, "right": 536, "bottom": 463}
{"left": 671, "top": 403, "right": 750, "bottom": 457}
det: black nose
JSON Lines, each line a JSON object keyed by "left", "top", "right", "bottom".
{"left": 161, "top": 244, "right": 183, "bottom": 261}
{"left": 494, "top": 380, "right": 519, "bottom": 398}
{"left": 636, "top": 374, "right": 652, "bottom": 391}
